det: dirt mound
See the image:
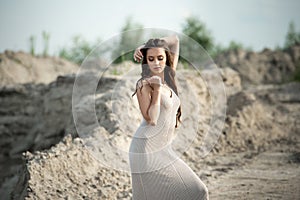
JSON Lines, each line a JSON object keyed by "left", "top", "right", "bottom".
{"left": 215, "top": 44, "right": 300, "bottom": 87}
{"left": 0, "top": 50, "right": 79, "bottom": 87}
{"left": 24, "top": 134, "right": 132, "bottom": 199}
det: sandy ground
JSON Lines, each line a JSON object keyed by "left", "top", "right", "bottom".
{"left": 205, "top": 144, "right": 300, "bottom": 199}
{"left": 22, "top": 131, "right": 300, "bottom": 200}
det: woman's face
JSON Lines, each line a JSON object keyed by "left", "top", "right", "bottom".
{"left": 146, "top": 47, "right": 167, "bottom": 75}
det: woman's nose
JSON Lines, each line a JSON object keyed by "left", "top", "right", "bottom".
{"left": 154, "top": 59, "right": 159, "bottom": 64}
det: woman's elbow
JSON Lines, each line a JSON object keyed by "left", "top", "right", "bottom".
{"left": 143, "top": 114, "right": 157, "bottom": 126}
{"left": 142, "top": 113, "right": 151, "bottom": 122}
{"left": 174, "top": 35, "right": 179, "bottom": 42}
{"left": 148, "top": 120, "right": 157, "bottom": 126}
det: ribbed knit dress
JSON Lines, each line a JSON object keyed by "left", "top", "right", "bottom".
{"left": 129, "top": 85, "right": 209, "bottom": 200}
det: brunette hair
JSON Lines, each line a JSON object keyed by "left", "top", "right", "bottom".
{"left": 132, "top": 38, "right": 182, "bottom": 128}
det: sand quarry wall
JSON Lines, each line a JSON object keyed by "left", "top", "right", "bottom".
{"left": 0, "top": 46, "right": 299, "bottom": 199}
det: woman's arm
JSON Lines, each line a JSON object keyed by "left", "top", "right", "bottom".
{"left": 136, "top": 81, "right": 152, "bottom": 122}
{"left": 147, "top": 86, "right": 161, "bottom": 126}
{"left": 161, "top": 35, "right": 180, "bottom": 71}
{"left": 133, "top": 44, "right": 145, "bottom": 62}
{"left": 136, "top": 78, "right": 162, "bottom": 125}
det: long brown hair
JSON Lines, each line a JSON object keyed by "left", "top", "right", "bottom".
{"left": 132, "top": 38, "right": 182, "bottom": 128}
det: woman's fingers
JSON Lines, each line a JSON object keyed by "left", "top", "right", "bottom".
{"left": 135, "top": 54, "right": 142, "bottom": 60}
{"left": 138, "top": 50, "right": 143, "bottom": 58}
{"left": 147, "top": 76, "right": 162, "bottom": 85}
{"left": 134, "top": 56, "right": 141, "bottom": 62}
{"left": 134, "top": 49, "right": 143, "bottom": 62}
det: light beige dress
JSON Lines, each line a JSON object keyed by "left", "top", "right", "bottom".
{"left": 129, "top": 85, "right": 209, "bottom": 200}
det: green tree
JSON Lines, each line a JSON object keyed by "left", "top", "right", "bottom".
{"left": 42, "top": 31, "right": 50, "bottom": 57}
{"left": 284, "top": 21, "right": 300, "bottom": 48}
{"left": 227, "top": 41, "right": 244, "bottom": 51}
{"left": 59, "top": 35, "right": 100, "bottom": 65}
{"left": 180, "top": 16, "right": 215, "bottom": 67}
{"left": 112, "top": 16, "right": 144, "bottom": 64}
{"left": 182, "top": 16, "right": 214, "bottom": 52}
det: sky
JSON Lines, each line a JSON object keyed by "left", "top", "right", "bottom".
{"left": 1, "top": 0, "right": 300, "bottom": 55}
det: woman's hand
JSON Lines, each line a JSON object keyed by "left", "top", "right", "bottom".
{"left": 133, "top": 45, "right": 144, "bottom": 62}
{"left": 146, "top": 76, "right": 162, "bottom": 91}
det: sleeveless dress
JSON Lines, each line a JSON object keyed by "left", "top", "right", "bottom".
{"left": 129, "top": 85, "right": 209, "bottom": 200}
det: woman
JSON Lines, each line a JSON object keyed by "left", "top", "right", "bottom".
{"left": 129, "top": 35, "right": 209, "bottom": 200}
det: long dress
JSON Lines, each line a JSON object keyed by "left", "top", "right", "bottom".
{"left": 129, "top": 85, "right": 209, "bottom": 200}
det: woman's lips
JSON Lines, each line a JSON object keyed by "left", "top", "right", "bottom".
{"left": 153, "top": 66, "right": 161, "bottom": 70}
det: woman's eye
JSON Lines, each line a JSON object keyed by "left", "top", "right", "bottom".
{"left": 158, "top": 56, "right": 164, "bottom": 60}
{"left": 148, "top": 58, "right": 154, "bottom": 62}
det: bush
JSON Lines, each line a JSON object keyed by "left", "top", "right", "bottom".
{"left": 59, "top": 35, "right": 100, "bottom": 65}
{"left": 284, "top": 21, "right": 300, "bottom": 49}
{"left": 112, "top": 16, "right": 144, "bottom": 64}
{"left": 181, "top": 16, "right": 214, "bottom": 53}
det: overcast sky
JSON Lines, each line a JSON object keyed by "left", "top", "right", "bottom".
{"left": 1, "top": 0, "right": 300, "bottom": 55}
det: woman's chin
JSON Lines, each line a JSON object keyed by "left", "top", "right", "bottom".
{"left": 150, "top": 69, "right": 163, "bottom": 75}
